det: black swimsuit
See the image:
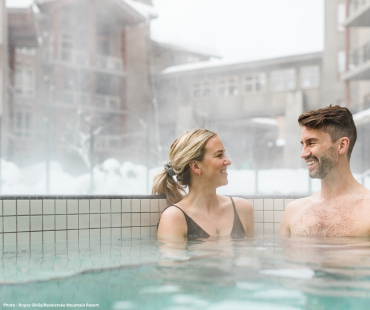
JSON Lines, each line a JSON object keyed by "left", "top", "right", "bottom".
{"left": 160, "top": 197, "right": 245, "bottom": 240}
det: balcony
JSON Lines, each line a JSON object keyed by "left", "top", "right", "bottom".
{"left": 61, "top": 91, "right": 89, "bottom": 106}
{"left": 342, "top": 41, "right": 370, "bottom": 80}
{"left": 345, "top": 0, "right": 370, "bottom": 27}
{"left": 44, "top": 48, "right": 124, "bottom": 72}
{"left": 95, "top": 94, "right": 120, "bottom": 110}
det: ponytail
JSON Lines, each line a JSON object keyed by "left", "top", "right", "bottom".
{"left": 152, "top": 169, "right": 186, "bottom": 205}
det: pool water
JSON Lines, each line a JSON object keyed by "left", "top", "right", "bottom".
{"left": 1, "top": 235, "right": 370, "bottom": 309}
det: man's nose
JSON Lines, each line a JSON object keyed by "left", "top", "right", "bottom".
{"left": 300, "top": 145, "right": 310, "bottom": 159}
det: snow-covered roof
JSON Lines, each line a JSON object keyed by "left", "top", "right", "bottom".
{"left": 7, "top": 0, "right": 40, "bottom": 13}
{"left": 151, "top": 36, "right": 221, "bottom": 58}
{"left": 251, "top": 118, "right": 278, "bottom": 126}
{"left": 353, "top": 107, "right": 370, "bottom": 126}
{"left": 120, "top": 0, "right": 158, "bottom": 19}
{"left": 161, "top": 51, "right": 322, "bottom": 75}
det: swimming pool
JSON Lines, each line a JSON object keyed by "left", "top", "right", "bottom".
{"left": 1, "top": 234, "right": 370, "bottom": 309}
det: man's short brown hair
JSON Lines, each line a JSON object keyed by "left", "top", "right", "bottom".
{"left": 298, "top": 105, "right": 357, "bottom": 159}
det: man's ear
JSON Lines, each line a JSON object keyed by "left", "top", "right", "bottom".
{"left": 338, "top": 137, "right": 350, "bottom": 155}
{"left": 189, "top": 161, "right": 201, "bottom": 175}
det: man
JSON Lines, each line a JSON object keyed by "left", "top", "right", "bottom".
{"left": 280, "top": 105, "right": 370, "bottom": 237}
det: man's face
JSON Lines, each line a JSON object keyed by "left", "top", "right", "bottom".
{"left": 300, "top": 127, "right": 338, "bottom": 179}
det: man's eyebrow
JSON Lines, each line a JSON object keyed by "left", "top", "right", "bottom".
{"left": 301, "top": 138, "right": 318, "bottom": 144}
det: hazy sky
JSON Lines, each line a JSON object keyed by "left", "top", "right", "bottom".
{"left": 151, "top": 0, "right": 324, "bottom": 62}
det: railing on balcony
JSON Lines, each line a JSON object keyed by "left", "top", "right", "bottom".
{"left": 95, "top": 94, "right": 120, "bottom": 110}
{"left": 350, "top": 0, "right": 370, "bottom": 16}
{"left": 43, "top": 49, "right": 124, "bottom": 72}
{"left": 96, "top": 54, "right": 123, "bottom": 71}
{"left": 62, "top": 91, "right": 89, "bottom": 106}
{"left": 349, "top": 40, "right": 370, "bottom": 69}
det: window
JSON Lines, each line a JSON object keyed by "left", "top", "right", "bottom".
{"left": 14, "top": 112, "right": 32, "bottom": 137}
{"left": 337, "top": 51, "right": 346, "bottom": 73}
{"left": 218, "top": 76, "right": 239, "bottom": 97}
{"left": 15, "top": 66, "right": 35, "bottom": 97}
{"left": 192, "top": 80, "right": 213, "bottom": 98}
{"left": 300, "top": 66, "right": 320, "bottom": 89}
{"left": 243, "top": 73, "right": 266, "bottom": 94}
{"left": 337, "top": 3, "right": 346, "bottom": 32}
{"left": 270, "top": 69, "right": 296, "bottom": 91}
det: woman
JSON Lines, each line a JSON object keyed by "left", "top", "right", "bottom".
{"left": 152, "top": 129, "right": 254, "bottom": 239}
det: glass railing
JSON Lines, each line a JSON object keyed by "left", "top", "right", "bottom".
{"left": 349, "top": 40, "right": 370, "bottom": 69}
{"left": 96, "top": 54, "right": 123, "bottom": 71}
{"left": 95, "top": 94, "right": 120, "bottom": 110}
{"left": 350, "top": 0, "right": 370, "bottom": 16}
{"left": 62, "top": 91, "right": 89, "bottom": 106}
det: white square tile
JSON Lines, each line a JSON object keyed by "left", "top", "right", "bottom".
{"left": 79, "top": 215, "right": 89, "bottom": 229}
{"left": 274, "top": 223, "right": 281, "bottom": 233}
{"left": 17, "top": 216, "right": 30, "bottom": 232}
{"left": 122, "top": 214, "right": 131, "bottom": 227}
{"left": 90, "top": 200, "right": 100, "bottom": 213}
{"left": 141, "top": 213, "right": 150, "bottom": 226}
{"left": 4, "top": 217, "right": 16, "bottom": 232}
{"left": 273, "top": 199, "right": 284, "bottom": 211}
{"left": 31, "top": 200, "right": 42, "bottom": 215}
{"left": 4, "top": 233, "right": 16, "bottom": 244}
{"left": 111, "top": 199, "right": 121, "bottom": 213}
{"left": 67, "top": 215, "right": 78, "bottom": 229}
{"left": 31, "top": 232, "right": 42, "bottom": 242}
{"left": 101, "top": 214, "right": 111, "bottom": 228}
{"left": 56, "top": 200, "right": 67, "bottom": 214}
{"left": 17, "top": 232, "right": 30, "bottom": 243}
{"left": 0, "top": 200, "right": 2, "bottom": 215}
{"left": 101, "top": 228, "right": 111, "bottom": 238}
{"left": 112, "top": 228, "right": 121, "bottom": 238}
{"left": 56, "top": 215, "right": 67, "bottom": 230}
{"left": 150, "top": 226, "right": 157, "bottom": 236}
{"left": 112, "top": 214, "right": 121, "bottom": 227}
{"left": 141, "top": 227, "right": 150, "bottom": 237}
{"left": 263, "top": 223, "right": 274, "bottom": 234}
{"left": 273, "top": 211, "right": 284, "bottom": 223}
{"left": 90, "top": 229, "right": 100, "bottom": 239}
{"left": 254, "top": 211, "right": 263, "bottom": 223}
{"left": 79, "top": 200, "right": 89, "bottom": 213}
{"left": 132, "top": 227, "right": 140, "bottom": 238}
{"left": 101, "top": 199, "right": 110, "bottom": 213}
{"left": 90, "top": 214, "right": 100, "bottom": 228}
{"left": 17, "top": 200, "right": 30, "bottom": 215}
{"left": 43, "top": 200, "right": 55, "bottom": 215}
{"left": 151, "top": 213, "right": 160, "bottom": 226}
{"left": 264, "top": 199, "right": 274, "bottom": 210}
{"left": 43, "top": 231, "right": 55, "bottom": 242}
{"left": 253, "top": 199, "right": 263, "bottom": 211}
{"left": 150, "top": 199, "right": 159, "bottom": 212}
{"left": 44, "top": 215, "right": 55, "bottom": 230}
{"left": 122, "top": 199, "right": 131, "bottom": 212}
{"left": 67, "top": 200, "right": 78, "bottom": 214}
{"left": 0, "top": 218, "right": 3, "bottom": 233}
{"left": 159, "top": 199, "right": 168, "bottom": 212}
{"left": 263, "top": 211, "right": 274, "bottom": 223}
{"left": 132, "top": 214, "right": 140, "bottom": 226}
{"left": 132, "top": 200, "right": 140, "bottom": 212}
{"left": 141, "top": 199, "right": 150, "bottom": 212}
{"left": 79, "top": 230, "right": 89, "bottom": 240}
{"left": 67, "top": 230, "right": 78, "bottom": 241}
{"left": 122, "top": 228, "right": 131, "bottom": 239}
{"left": 4, "top": 201, "right": 16, "bottom": 215}
{"left": 56, "top": 231, "right": 67, "bottom": 241}
{"left": 31, "top": 216, "right": 42, "bottom": 231}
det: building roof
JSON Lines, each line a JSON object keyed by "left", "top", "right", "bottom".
{"left": 160, "top": 51, "right": 323, "bottom": 76}
{"left": 353, "top": 107, "right": 370, "bottom": 126}
{"left": 151, "top": 36, "right": 221, "bottom": 59}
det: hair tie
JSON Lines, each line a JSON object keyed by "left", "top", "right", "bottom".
{"left": 164, "top": 162, "right": 176, "bottom": 177}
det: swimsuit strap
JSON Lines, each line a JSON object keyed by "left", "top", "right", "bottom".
{"left": 229, "top": 197, "right": 246, "bottom": 237}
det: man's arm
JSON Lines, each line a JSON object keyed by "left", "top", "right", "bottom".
{"left": 280, "top": 202, "right": 295, "bottom": 237}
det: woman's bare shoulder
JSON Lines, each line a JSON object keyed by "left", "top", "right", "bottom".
{"left": 157, "top": 205, "right": 187, "bottom": 238}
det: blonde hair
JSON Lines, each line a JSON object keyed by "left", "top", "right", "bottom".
{"left": 152, "top": 129, "right": 217, "bottom": 204}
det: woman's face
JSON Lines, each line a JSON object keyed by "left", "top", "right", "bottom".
{"left": 198, "top": 136, "right": 231, "bottom": 187}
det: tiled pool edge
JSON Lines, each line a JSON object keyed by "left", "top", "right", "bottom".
{"left": 0, "top": 195, "right": 306, "bottom": 245}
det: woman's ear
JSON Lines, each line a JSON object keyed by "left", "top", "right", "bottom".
{"left": 338, "top": 137, "right": 350, "bottom": 155}
{"left": 189, "top": 161, "right": 201, "bottom": 175}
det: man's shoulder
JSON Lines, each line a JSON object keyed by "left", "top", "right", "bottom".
{"left": 285, "top": 195, "right": 313, "bottom": 211}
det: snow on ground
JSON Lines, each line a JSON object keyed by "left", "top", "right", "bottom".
{"left": 0, "top": 158, "right": 368, "bottom": 195}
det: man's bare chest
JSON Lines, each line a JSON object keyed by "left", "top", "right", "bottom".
{"left": 291, "top": 204, "right": 360, "bottom": 237}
